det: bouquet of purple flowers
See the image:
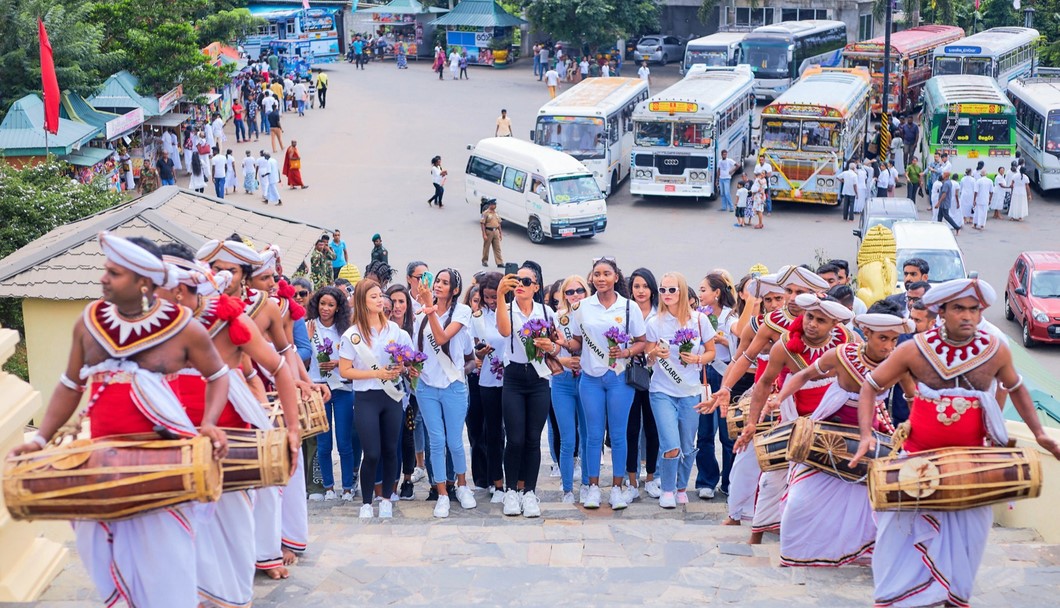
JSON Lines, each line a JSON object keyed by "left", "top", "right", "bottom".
{"left": 670, "top": 328, "right": 699, "bottom": 366}
{"left": 384, "top": 341, "right": 429, "bottom": 390}
{"left": 603, "top": 327, "right": 631, "bottom": 368}
{"left": 489, "top": 356, "right": 504, "bottom": 381}
{"left": 519, "top": 318, "right": 553, "bottom": 362}
{"left": 697, "top": 305, "right": 719, "bottom": 330}
{"left": 316, "top": 337, "right": 334, "bottom": 378}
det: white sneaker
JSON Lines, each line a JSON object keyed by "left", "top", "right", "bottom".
{"left": 609, "top": 486, "right": 628, "bottom": 510}
{"left": 411, "top": 467, "right": 427, "bottom": 483}
{"left": 583, "top": 484, "right": 601, "bottom": 509}
{"left": 522, "top": 491, "right": 541, "bottom": 518}
{"left": 502, "top": 489, "right": 523, "bottom": 516}
{"left": 390, "top": 492, "right": 400, "bottom": 502}
{"left": 698, "top": 487, "right": 716, "bottom": 500}
{"left": 324, "top": 489, "right": 338, "bottom": 501}
{"left": 341, "top": 490, "right": 354, "bottom": 502}
{"left": 549, "top": 464, "right": 561, "bottom": 477}
{"left": 455, "top": 485, "right": 478, "bottom": 509}
{"left": 624, "top": 485, "right": 640, "bottom": 503}
{"left": 308, "top": 493, "right": 324, "bottom": 502}
{"left": 433, "top": 495, "right": 451, "bottom": 518}
{"left": 378, "top": 499, "right": 393, "bottom": 519}
{"left": 644, "top": 479, "right": 662, "bottom": 499}
{"left": 490, "top": 488, "right": 506, "bottom": 503}
{"left": 359, "top": 503, "right": 374, "bottom": 519}
{"left": 676, "top": 490, "right": 689, "bottom": 505}
{"left": 562, "top": 492, "right": 576, "bottom": 504}
{"left": 659, "top": 491, "right": 677, "bottom": 509}
{"left": 579, "top": 485, "right": 589, "bottom": 505}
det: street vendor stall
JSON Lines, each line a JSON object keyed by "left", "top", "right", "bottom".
{"left": 361, "top": 0, "right": 447, "bottom": 59}
{"left": 61, "top": 147, "right": 121, "bottom": 192}
{"left": 429, "top": 0, "right": 524, "bottom": 67}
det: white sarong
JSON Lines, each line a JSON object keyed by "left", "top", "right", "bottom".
{"left": 254, "top": 486, "right": 283, "bottom": 570}
{"left": 281, "top": 448, "right": 309, "bottom": 554}
{"left": 727, "top": 445, "right": 760, "bottom": 521}
{"left": 196, "top": 490, "right": 256, "bottom": 607}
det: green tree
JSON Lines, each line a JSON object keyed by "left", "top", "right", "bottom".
{"left": 195, "top": 8, "right": 266, "bottom": 48}
{"left": 524, "top": 0, "right": 659, "bottom": 52}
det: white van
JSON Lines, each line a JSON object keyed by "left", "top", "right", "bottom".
{"left": 892, "top": 221, "right": 967, "bottom": 288}
{"left": 465, "top": 138, "right": 608, "bottom": 244}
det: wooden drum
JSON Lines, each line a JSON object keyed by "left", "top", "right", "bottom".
{"left": 787, "top": 421, "right": 892, "bottom": 483}
{"left": 754, "top": 419, "right": 805, "bottom": 472}
{"left": 868, "top": 446, "right": 1042, "bottom": 512}
{"left": 727, "top": 399, "right": 782, "bottom": 442}
{"left": 3, "top": 434, "right": 222, "bottom": 521}
{"left": 220, "top": 428, "right": 292, "bottom": 491}
{"left": 264, "top": 391, "right": 330, "bottom": 439}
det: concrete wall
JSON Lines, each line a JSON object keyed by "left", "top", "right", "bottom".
{"left": 993, "top": 421, "right": 1060, "bottom": 543}
{"left": 23, "top": 299, "right": 91, "bottom": 417}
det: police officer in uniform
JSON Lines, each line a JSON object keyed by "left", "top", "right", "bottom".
{"left": 480, "top": 198, "right": 503, "bottom": 267}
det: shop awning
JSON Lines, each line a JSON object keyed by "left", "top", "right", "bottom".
{"left": 0, "top": 94, "right": 101, "bottom": 156}
{"left": 363, "top": 0, "right": 447, "bottom": 14}
{"left": 181, "top": 93, "right": 222, "bottom": 105}
{"left": 61, "top": 146, "right": 114, "bottom": 167}
{"left": 430, "top": 0, "right": 524, "bottom": 27}
{"left": 144, "top": 113, "right": 192, "bottom": 128}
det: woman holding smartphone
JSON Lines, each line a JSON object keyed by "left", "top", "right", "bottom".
{"left": 550, "top": 274, "right": 590, "bottom": 503}
{"left": 646, "top": 272, "right": 716, "bottom": 508}
{"left": 626, "top": 268, "right": 659, "bottom": 500}
{"left": 338, "top": 280, "right": 414, "bottom": 519}
{"left": 413, "top": 268, "right": 476, "bottom": 518}
{"left": 496, "top": 261, "right": 553, "bottom": 518}
{"left": 468, "top": 273, "right": 508, "bottom": 501}
{"left": 567, "top": 257, "right": 647, "bottom": 510}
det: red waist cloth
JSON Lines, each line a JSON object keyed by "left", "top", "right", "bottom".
{"left": 831, "top": 404, "right": 860, "bottom": 426}
{"left": 793, "top": 383, "right": 831, "bottom": 417}
{"left": 168, "top": 374, "right": 248, "bottom": 429}
{"left": 904, "top": 393, "right": 986, "bottom": 453}
{"left": 754, "top": 356, "right": 768, "bottom": 383}
{"left": 89, "top": 382, "right": 156, "bottom": 438}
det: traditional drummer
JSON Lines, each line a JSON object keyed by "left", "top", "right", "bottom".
{"left": 731, "top": 293, "right": 853, "bottom": 544}
{"left": 774, "top": 310, "right": 914, "bottom": 568}
{"left": 850, "top": 278, "right": 1060, "bottom": 607}
{"left": 8, "top": 232, "right": 231, "bottom": 608}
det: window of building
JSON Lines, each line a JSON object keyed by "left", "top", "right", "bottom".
{"left": 736, "top": 8, "right": 773, "bottom": 26}
{"left": 782, "top": 9, "right": 829, "bottom": 22}
{"left": 859, "top": 14, "right": 874, "bottom": 41}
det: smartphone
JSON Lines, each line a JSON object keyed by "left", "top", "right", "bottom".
{"left": 504, "top": 262, "right": 519, "bottom": 276}
{"left": 420, "top": 271, "right": 435, "bottom": 290}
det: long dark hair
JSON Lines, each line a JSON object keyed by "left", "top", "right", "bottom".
{"left": 307, "top": 286, "right": 351, "bottom": 335}
{"left": 734, "top": 275, "right": 752, "bottom": 317}
{"left": 417, "top": 267, "right": 462, "bottom": 357}
{"left": 385, "top": 284, "right": 414, "bottom": 335}
{"left": 704, "top": 272, "right": 737, "bottom": 312}
{"left": 629, "top": 267, "right": 658, "bottom": 310}
{"left": 545, "top": 279, "right": 563, "bottom": 311}
{"left": 588, "top": 258, "right": 628, "bottom": 298}
{"left": 478, "top": 272, "right": 502, "bottom": 311}
{"left": 191, "top": 153, "right": 203, "bottom": 177}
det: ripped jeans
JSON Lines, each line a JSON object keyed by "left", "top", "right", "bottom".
{"left": 648, "top": 392, "right": 700, "bottom": 493}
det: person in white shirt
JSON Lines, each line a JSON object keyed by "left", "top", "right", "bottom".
{"left": 256, "top": 151, "right": 270, "bottom": 201}
{"left": 637, "top": 61, "right": 651, "bottom": 85}
{"left": 753, "top": 155, "right": 773, "bottom": 214}
{"left": 241, "top": 150, "right": 258, "bottom": 194}
{"left": 694, "top": 272, "right": 736, "bottom": 499}
{"left": 494, "top": 262, "right": 554, "bottom": 518}
{"left": 938, "top": 153, "right": 953, "bottom": 177}
{"left": 211, "top": 113, "right": 225, "bottom": 146}
{"left": 992, "top": 162, "right": 1013, "bottom": 219}
{"left": 579, "top": 58, "right": 589, "bottom": 79}
{"left": 412, "top": 268, "right": 476, "bottom": 518}
{"left": 601, "top": 62, "right": 611, "bottom": 77}
{"left": 854, "top": 161, "right": 869, "bottom": 213}
{"left": 733, "top": 180, "right": 749, "bottom": 227}
{"left": 262, "top": 92, "right": 278, "bottom": 115}
{"left": 449, "top": 50, "right": 460, "bottom": 80}
{"left": 930, "top": 176, "right": 943, "bottom": 220}
{"left": 875, "top": 159, "right": 891, "bottom": 196}
{"left": 225, "top": 149, "right": 237, "bottom": 194}
{"left": 973, "top": 166, "right": 993, "bottom": 229}
{"left": 564, "top": 258, "right": 648, "bottom": 510}
{"left": 265, "top": 152, "right": 281, "bottom": 205}
{"left": 838, "top": 161, "right": 859, "bottom": 221}
{"left": 282, "top": 77, "right": 294, "bottom": 111}
{"left": 469, "top": 274, "right": 507, "bottom": 500}
{"left": 888, "top": 161, "right": 900, "bottom": 196}
{"left": 210, "top": 149, "right": 227, "bottom": 198}
{"left": 544, "top": 66, "right": 560, "bottom": 98}
{"left": 646, "top": 272, "right": 716, "bottom": 509}
{"left": 958, "top": 168, "right": 976, "bottom": 224}
{"left": 162, "top": 129, "right": 182, "bottom": 171}
{"left": 1006, "top": 164, "right": 1030, "bottom": 221}
{"left": 338, "top": 280, "right": 415, "bottom": 519}
{"left": 717, "top": 149, "right": 737, "bottom": 212}
{"left": 292, "top": 80, "right": 308, "bottom": 116}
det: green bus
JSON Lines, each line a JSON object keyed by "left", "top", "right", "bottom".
{"left": 920, "top": 75, "right": 1017, "bottom": 178}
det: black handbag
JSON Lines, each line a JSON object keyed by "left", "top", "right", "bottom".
{"left": 623, "top": 298, "right": 651, "bottom": 391}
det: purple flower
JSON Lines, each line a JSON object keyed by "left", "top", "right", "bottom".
{"left": 603, "top": 327, "right": 631, "bottom": 345}
{"left": 670, "top": 328, "right": 699, "bottom": 346}
{"left": 696, "top": 305, "right": 714, "bottom": 316}
{"left": 489, "top": 357, "right": 504, "bottom": 380}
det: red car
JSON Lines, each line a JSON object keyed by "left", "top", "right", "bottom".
{"left": 1005, "top": 251, "right": 1060, "bottom": 347}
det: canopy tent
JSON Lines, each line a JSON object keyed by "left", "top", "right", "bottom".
{"left": 60, "top": 146, "right": 114, "bottom": 167}
{"left": 362, "top": 0, "right": 447, "bottom": 14}
{"left": 429, "top": 0, "right": 525, "bottom": 27}
{"left": 0, "top": 95, "right": 100, "bottom": 157}
{"left": 144, "top": 113, "right": 193, "bottom": 128}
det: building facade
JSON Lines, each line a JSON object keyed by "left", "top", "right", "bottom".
{"left": 658, "top": 0, "right": 881, "bottom": 42}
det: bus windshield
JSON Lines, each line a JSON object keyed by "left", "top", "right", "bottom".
{"left": 685, "top": 48, "right": 728, "bottom": 68}
{"left": 761, "top": 118, "right": 801, "bottom": 150}
{"left": 934, "top": 57, "right": 963, "bottom": 76}
{"left": 1045, "top": 111, "right": 1060, "bottom": 155}
{"left": 743, "top": 42, "right": 789, "bottom": 79}
{"left": 964, "top": 58, "right": 992, "bottom": 76}
{"left": 675, "top": 122, "right": 713, "bottom": 148}
{"left": 635, "top": 121, "right": 672, "bottom": 147}
{"left": 801, "top": 120, "right": 841, "bottom": 151}
{"left": 537, "top": 117, "right": 606, "bottom": 160}
{"left": 846, "top": 57, "right": 900, "bottom": 74}
{"left": 550, "top": 175, "right": 602, "bottom": 204}
{"left": 975, "top": 117, "right": 1011, "bottom": 145}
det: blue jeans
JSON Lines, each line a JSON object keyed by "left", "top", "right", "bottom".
{"left": 765, "top": 189, "right": 772, "bottom": 213}
{"left": 533, "top": 56, "right": 541, "bottom": 76}
{"left": 417, "top": 382, "right": 469, "bottom": 482}
{"left": 297, "top": 99, "right": 305, "bottom": 115}
{"left": 696, "top": 367, "right": 735, "bottom": 491}
{"left": 551, "top": 370, "right": 580, "bottom": 492}
{"left": 234, "top": 118, "right": 246, "bottom": 141}
{"left": 579, "top": 370, "right": 634, "bottom": 481}
{"left": 415, "top": 400, "right": 455, "bottom": 483}
{"left": 213, "top": 176, "right": 225, "bottom": 198}
{"left": 247, "top": 116, "right": 259, "bottom": 139}
{"left": 260, "top": 112, "right": 270, "bottom": 134}
{"left": 316, "top": 389, "right": 359, "bottom": 490}
{"left": 650, "top": 392, "right": 700, "bottom": 493}
{"left": 720, "top": 178, "right": 733, "bottom": 210}
{"left": 160, "top": 178, "right": 175, "bottom": 186}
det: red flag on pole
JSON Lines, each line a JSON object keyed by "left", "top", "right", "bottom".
{"left": 38, "top": 18, "right": 60, "bottom": 135}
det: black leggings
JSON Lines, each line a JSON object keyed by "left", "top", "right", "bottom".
{"left": 428, "top": 183, "right": 444, "bottom": 206}
{"left": 354, "top": 390, "right": 402, "bottom": 504}
{"left": 502, "top": 363, "right": 551, "bottom": 492}
{"left": 626, "top": 388, "right": 658, "bottom": 475}
{"left": 400, "top": 395, "right": 418, "bottom": 476}
{"left": 466, "top": 373, "right": 488, "bottom": 488}
{"left": 480, "top": 384, "right": 505, "bottom": 485}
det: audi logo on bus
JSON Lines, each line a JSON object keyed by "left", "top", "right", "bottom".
{"left": 663, "top": 159, "right": 679, "bottom": 166}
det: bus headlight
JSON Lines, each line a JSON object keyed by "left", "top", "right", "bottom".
{"left": 769, "top": 175, "right": 778, "bottom": 185}
{"left": 826, "top": 178, "right": 835, "bottom": 187}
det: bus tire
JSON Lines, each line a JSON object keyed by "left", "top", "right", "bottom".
{"left": 527, "top": 218, "right": 545, "bottom": 244}
{"left": 610, "top": 171, "right": 619, "bottom": 196}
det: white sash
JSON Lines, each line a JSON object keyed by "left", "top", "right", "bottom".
{"left": 528, "top": 355, "right": 552, "bottom": 380}
{"left": 419, "top": 314, "right": 462, "bottom": 384}
{"left": 226, "top": 369, "right": 274, "bottom": 429}
{"left": 309, "top": 320, "right": 346, "bottom": 391}
{"left": 581, "top": 329, "right": 614, "bottom": 371}
{"left": 347, "top": 332, "right": 406, "bottom": 402}
{"left": 655, "top": 355, "right": 703, "bottom": 398}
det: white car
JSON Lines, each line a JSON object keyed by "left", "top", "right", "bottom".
{"left": 892, "top": 221, "right": 968, "bottom": 287}
{"left": 636, "top": 36, "right": 685, "bottom": 65}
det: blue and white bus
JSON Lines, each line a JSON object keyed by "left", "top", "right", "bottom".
{"left": 630, "top": 65, "right": 755, "bottom": 198}
{"left": 681, "top": 32, "right": 748, "bottom": 74}
{"left": 739, "top": 20, "right": 847, "bottom": 101}
{"left": 1007, "top": 76, "right": 1060, "bottom": 191}
{"left": 931, "top": 27, "right": 1039, "bottom": 90}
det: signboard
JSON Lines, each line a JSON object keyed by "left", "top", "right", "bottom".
{"left": 951, "top": 103, "right": 1001, "bottom": 115}
{"left": 158, "top": 85, "right": 183, "bottom": 115}
{"left": 767, "top": 103, "right": 829, "bottom": 117}
{"left": 105, "top": 107, "right": 145, "bottom": 140}
{"left": 649, "top": 101, "right": 698, "bottom": 114}
{"left": 943, "top": 45, "right": 982, "bottom": 55}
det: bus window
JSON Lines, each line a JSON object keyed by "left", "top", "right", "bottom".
{"left": 801, "top": 120, "right": 840, "bottom": 151}
{"left": 537, "top": 118, "right": 606, "bottom": 159}
{"left": 762, "top": 119, "right": 800, "bottom": 150}
{"left": 933, "top": 57, "right": 962, "bottom": 75}
{"left": 965, "top": 58, "right": 992, "bottom": 76}
{"left": 608, "top": 116, "right": 619, "bottom": 144}
{"left": 744, "top": 43, "right": 789, "bottom": 78}
{"left": 635, "top": 122, "right": 671, "bottom": 147}
{"left": 675, "top": 123, "right": 712, "bottom": 148}
{"left": 976, "top": 118, "right": 1011, "bottom": 145}
{"left": 686, "top": 48, "right": 728, "bottom": 68}
{"left": 1045, "top": 113, "right": 1060, "bottom": 153}
{"left": 953, "top": 117, "right": 973, "bottom": 143}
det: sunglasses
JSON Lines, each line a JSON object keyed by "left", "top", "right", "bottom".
{"left": 658, "top": 287, "right": 680, "bottom": 294}
{"left": 515, "top": 277, "right": 537, "bottom": 287}
{"left": 564, "top": 287, "right": 587, "bottom": 296}
{"left": 296, "top": 290, "right": 309, "bottom": 298}
{"left": 411, "top": 274, "right": 423, "bottom": 280}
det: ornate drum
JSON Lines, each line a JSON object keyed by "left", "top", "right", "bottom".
{"left": 727, "top": 393, "right": 782, "bottom": 441}
{"left": 264, "top": 391, "right": 329, "bottom": 439}
{"left": 754, "top": 419, "right": 803, "bottom": 472}
{"left": 868, "top": 446, "right": 1042, "bottom": 512}
{"left": 3, "top": 434, "right": 221, "bottom": 521}
{"left": 787, "top": 420, "right": 893, "bottom": 483}
{"left": 220, "top": 427, "right": 292, "bottom": 491}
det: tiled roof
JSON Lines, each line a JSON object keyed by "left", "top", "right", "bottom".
{"left": 0, "top": 95, "right": 101, "bottom": 156}
{"left": 0, "top": 187, "right": 327, "bottom": 300}
{"left": 430, "top": 0, "right": 525, "bottom": 27}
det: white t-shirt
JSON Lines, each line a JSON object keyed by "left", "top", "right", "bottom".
{"left": 211, "top": 154, "right": 227, "bottom": 179}
{"left": 856, "top": 166, "right": 868, "bottom": 192}
{"left": 268, "top": 157, "right": 279, "bottom": 183}
{"left": 938, "top": 160, "right": 953, "bottom": 175}
{"left": 718, "top": 157, "right": 736, "bottom": 180}
{"left": 432, "top": 165, "right": 444, "bottom": 185}
{"left": 256, "top": 156, "right": 270, "bottom": 176}
{"left": 754, "top": 161, "right": 772, "bottom": 177}
{"left": 502, "top": 301, "right": 555, "bottom": 365}
{"left": 645, "top": 311, "right": 716, "bottom": 398}
{"left": 637, "top": 66, "right": 650, "bottom": 81}
{"left": 839, "top": 169, "right": 858, "bottom": 196}
{"left": 889, "top": 166, "right": 899, "bottom": 183}
{"left": 242, "top": 156, "right": 257, "bottom": 178}
{"left": 337, "top": 321, "right": 414, "bottom": 393}
{"left": 993, "top": 173, "right": 1010, "bottom": 199}
{"left": 876, "top": 166, "right": 891, "bottom": 189}
{"left": 211, "top": 118, "right": 225, "bottom": 142}
{"left": 712, "top": 306, "right": 737, "bottom": 374}
{"left": 262, "top": 96, "right": 277, "bottom": 113}
{"left": 471, "top": 308, "right": 505, "bottom": 388}
{"left": 293, "top": 83, "right": 307, "bottom": 100}
{"left": 571, "top": 293, "right": 647, "bottom": 378}
{"left": 308, "top": 319, "right": 349, "bottom": 390}
{"left": 545, "top": 70, "right": 560, "bottom": 86}
{"left": 601, "top": 64, "right": 611, "bottom": 77}
{"left": 735, "top": 187, "right": 748, "bottom": 208}
{"left": 412, "top": 303, "right": 472, "bottom": 389}
{"left": 580, "top": 60, "right": 589, "bottom": 75}
{"left": 975, "top": 175, "right": 993, "bottom": 204}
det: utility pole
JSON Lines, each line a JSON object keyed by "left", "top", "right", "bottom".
{"left": 878, "top": 1, "right": 894, "bottom": 163}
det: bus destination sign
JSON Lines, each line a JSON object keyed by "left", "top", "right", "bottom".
{"left": 950, "top": 103, "right": 1001, "bottom": 115}
{"left": 943, "top": 45, "right": 982, "bottom": 54}
{"left": 649, "top": 101, "right": 698, "bottom": 114}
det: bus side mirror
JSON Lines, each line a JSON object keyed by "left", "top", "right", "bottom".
{"left": 852, "top": 229, "right": 862, "bottom": 238}
{"left": 530, "top": 131, "right": 535, "bottom": 142}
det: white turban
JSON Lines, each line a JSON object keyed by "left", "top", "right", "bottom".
{"left": 252, "top": 244, "right": 282, "bottom": 278}
{"left": 855, "top": 313, "right": 914, "bottom": 334}
{"left": 921, "top": 278, "right": 996, "bottom": 313}
{"left": 793, "top": 293, "right": 853, "bottom": 322}
{"left": 776, "top": 265, "right": 830, "bottom": 292}
{"left": 162, "top": 255, "right": 225, "bottom": 295}
{"left": 196, "top": 239, "right": 263, "bottom": 267}
{"left": 99, "top": 231, "right": 170, "bottom": 287}
{"left": 748, "top": 273, "right": 785, "bottom": 298}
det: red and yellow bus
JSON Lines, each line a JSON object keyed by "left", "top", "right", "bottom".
{"left": 843, "top": 25, "right": 965, "bottom": 115}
